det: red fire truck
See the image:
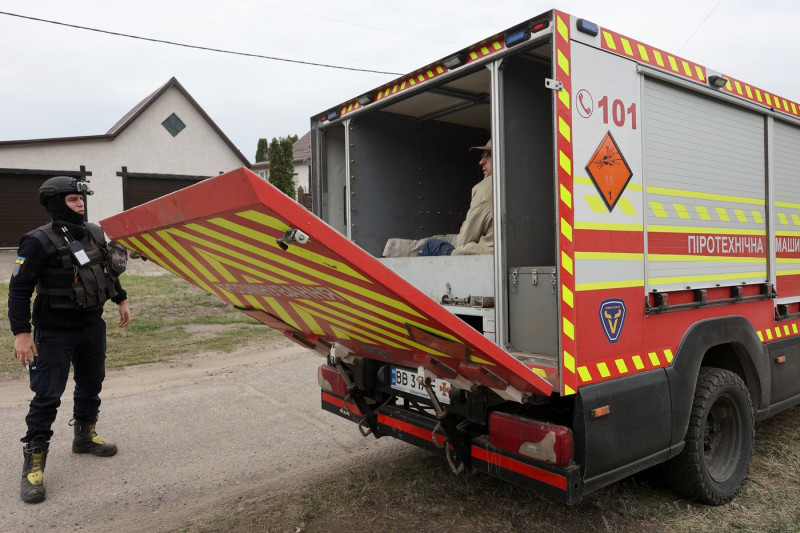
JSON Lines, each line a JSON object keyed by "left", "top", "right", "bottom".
{"left": 102, "top": 9, "right": 800, "bottom": 505}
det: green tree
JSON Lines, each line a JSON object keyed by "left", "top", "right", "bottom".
{"left": 269, "top": 136, "right": 296, "bottom": 199}
{"left": 255, "top": 138, "right": 269, "bottom": 163}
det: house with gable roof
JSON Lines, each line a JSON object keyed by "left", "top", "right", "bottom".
{"left": 0, "top": 77, "right": 250, "bottom": 247}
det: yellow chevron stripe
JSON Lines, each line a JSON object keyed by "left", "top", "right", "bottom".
{"left": 575, "top": 176, "right": 643, "bottom": 191}
{"left": 649, "top": 271, "right": 767, "bottom": 285}
{"left": 575, "top": 279, "right": 644, "bottom": 291}
{"left": 145, "top": 232, "right": 227, "bottom": 302}
{"left": 201, "top": 250, "right": 293, "bottom": 284}
{"left": 180, "top": 224, "right": 422, "bottom": 317}
{"left": 330, "top": 325, "right": 352, "bottom": 340}
{"left": 300, "top": 299, "right": 447, "bottom": 354}
{"left": 171, "top": 227, "right": 314, "bottom": 284}
{"left": 618, "top": 199, "right": 637, "bottom": 215}
{"left": 296, "top": 302, "right": 421, "bottom": 352}
{"left": 646, "top": 186, "right": 763, "bottom": 205}
{"left": 602, "top": 31, "right": 616, "bottom": 50}
{"left": 560, "top": 184, "right": 572, "bottom": 209}
{"left": 557, "top": 49, "right": 569, "bottom": 76}
{"left": 563, "top": 317, "right": 575, "bottom": 340}
{"left": 561, "top": 251, "right": 573, "bottom": 275}
{"left": 574, "top": 222, "right": 644, "bottom": 231}
{"left": 125, "top": 236, "right": 180, "bottom": 277}
{"left": 291, "top": 303, "right": 327, "bottom": 336}
{"left": 647, "top": 225, "right": 765, "bottom": 236}
{"left": 262, "top": 296, "right": 301, "bottom": 330}
{"left": 563, "top": 350, "right": 575, "bottom": 372}
{"left": 559, "top": 150, "right": 572, "bottom": 176}
{"left": 330, "top": 289, "right": 455, "bottom": 343}
{"left": 557, "top": 14, "right": 569, "bottom": 42}
{"left": 558, "top": 116, "right": 571, "bottom": 142}
{"left": 776, "top": 200, "right": 800, "bottom": 210}
{"left": 562, "top": 285, "right": 574, "bottom": 308}
{"left": 584, "top": 194, "right": 607, "bottom": 213}
{"left": 575, "top": 252, "right": 643, "bottom": 261}
{"left": 231, "top": 212, "right": 369, "bottom": 282}
{"left": 560, "top": 218, "right": 573, "bottom": 241}
{"left": 559, "top": 88, "right": 570, "bottom": 109}
{"left": 649, "top": 254, "right": 766, "bottom": 263}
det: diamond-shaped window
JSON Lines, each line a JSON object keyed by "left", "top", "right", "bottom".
{"left": 585, "top": 131, "right": 633, "bottom": 212}
{"left": 162, "top": 113, "right": 186, "bottom": 137}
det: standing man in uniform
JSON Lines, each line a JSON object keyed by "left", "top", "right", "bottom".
{"left": 8, "top": 176, "right": 132, "bottom": 504}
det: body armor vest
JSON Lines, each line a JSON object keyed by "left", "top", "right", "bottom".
{"left": 35, "top": 223, "right": 119, "bottom": 311}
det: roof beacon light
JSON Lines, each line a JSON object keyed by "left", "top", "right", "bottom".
{"left": 576, "top": 18, "right": 599, "bottom": 37}
{"left": 504, "top": 27, "right": 530, "bottom": 47}
{"left": 709, "top": 75, "right": 729, "bottom": 89}
{"left": 327, "top": 109, "right": 340, "bottom": 121}
{"left": 531, "top": 20, "right": 550, "bottom": 33}
{"left": 356, "top": 93, "right": 374, "bottom": 106}
{"left": 443, "top": 53, "right": 466, "bottom": 70}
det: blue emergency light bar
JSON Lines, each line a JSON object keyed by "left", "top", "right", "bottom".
{"left": 504, "top": 27, "right": 530, "bottom": 47}
{"left": 576, "top": 18, "right": 599, "bottom": 36}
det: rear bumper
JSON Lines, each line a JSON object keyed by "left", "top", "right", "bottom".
{"left": 322, "top": 390, "right": 583, "bottom": 504}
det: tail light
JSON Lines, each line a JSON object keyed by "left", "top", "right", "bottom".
{"left": 489, "top": 412, "right": 573, "bottom": 467}
{"left": 318, "top": 364, "right": 349, "bottom": 397}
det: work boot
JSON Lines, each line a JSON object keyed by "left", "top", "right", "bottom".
{"left": 72, "top": 414, "right": 118, "bottom": 457}
{"left": 21, "top": 435, "right": 49, "bottom": 504}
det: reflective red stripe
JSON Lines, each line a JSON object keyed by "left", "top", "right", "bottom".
{"left": 471, "top": 446, "right": 567, "bottom": 490}
{"left": 377, "top": 413, "right": 433, "bottom": 443}
{"left": 321, "top": 392, "right": 362, "bottom": 416}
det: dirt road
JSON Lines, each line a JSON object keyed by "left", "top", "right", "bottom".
{"left": 0, "top": 338, "right": 417, "bottom": 532}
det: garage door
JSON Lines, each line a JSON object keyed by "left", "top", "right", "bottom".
{"left": 0, "top": 174, "right": 54, "bottom": 248}
{"left": 124, "top": 176, "right": 206, "bottom": 210}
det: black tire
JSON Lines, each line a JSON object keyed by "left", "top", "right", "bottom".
{"left": 664, "top": 367, "right": 754, "bottom": 505}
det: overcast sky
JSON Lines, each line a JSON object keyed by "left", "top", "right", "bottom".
{"left": 1, "top": 1, "right": 798, "bottom": 161}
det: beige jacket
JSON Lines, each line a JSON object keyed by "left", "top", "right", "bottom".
{"left": 452, "top": 174, "right": 493, "bottom": 255}
{"left": 382, "top": 175, "right": 493, "bottom": 257}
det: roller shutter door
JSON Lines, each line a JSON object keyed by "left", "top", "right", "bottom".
{"left": 0, "top": 174, "right": 52, "bottom": 248}
{"left": 642, "top": 78, "right": 767, "bottom": 291}
{"left": 124, "top": 176, "right": 204, "bottom": 210}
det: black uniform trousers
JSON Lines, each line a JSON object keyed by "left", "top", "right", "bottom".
{"left": 24, "top": 319, "right": 107, "bottom": 442}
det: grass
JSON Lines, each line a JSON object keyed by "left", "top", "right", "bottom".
{"left": 0, "top": 274, "right": 278, "bottom": 379}
{"left": 186, "top": 405, "right": 800, "bottom": 532}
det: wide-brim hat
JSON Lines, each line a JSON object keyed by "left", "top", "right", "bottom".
{"left": 469, "top": 139, "right": 492, "bottom": 153}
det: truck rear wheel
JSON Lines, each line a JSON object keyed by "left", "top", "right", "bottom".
{"left": 664, "top": 367, "right": 754, "bottom": 505}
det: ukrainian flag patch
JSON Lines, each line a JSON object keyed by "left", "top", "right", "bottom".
{"left": 12, "top": 256, "right": 24, "bottom": 277}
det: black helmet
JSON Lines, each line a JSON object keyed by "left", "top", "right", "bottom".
{"left": 38, "top": 176, "right": 93, "bottom": 205}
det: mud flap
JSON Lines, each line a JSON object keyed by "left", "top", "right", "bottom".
{"left": 101, "top": 167, "right": 553, "bottom": 401}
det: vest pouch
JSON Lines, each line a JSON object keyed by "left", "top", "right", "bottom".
{"left": 107, "top": 241, "right": 128, "bottom": 277}
{"left": 76, "top": 264, "right": 107, "bottom": 309}
{"left": 72, "top": 284, "right": 87, "bottom": 308}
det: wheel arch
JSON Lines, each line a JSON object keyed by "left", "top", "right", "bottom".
{"left": 666, "top": 315, "right": 768, "bottom": 451}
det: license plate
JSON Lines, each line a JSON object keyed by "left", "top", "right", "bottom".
{"left": 390, "top": 366, "right": 451, "bottom": 404}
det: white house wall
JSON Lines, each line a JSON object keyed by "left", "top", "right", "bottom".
{"left": 0, "top": 86, "right": 245, "bottom": 224}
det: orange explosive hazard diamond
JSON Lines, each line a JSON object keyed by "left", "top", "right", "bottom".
{"left": 585, "top": 131, "right": 633, "bottom": 212}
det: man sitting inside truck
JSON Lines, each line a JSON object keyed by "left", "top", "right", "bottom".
{"left": 382, "top": 140, "right": 494, "bottom": 257}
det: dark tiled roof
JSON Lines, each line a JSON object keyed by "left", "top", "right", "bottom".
{"left": 293, "top": 131, "right": 311, "bottom": 161}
